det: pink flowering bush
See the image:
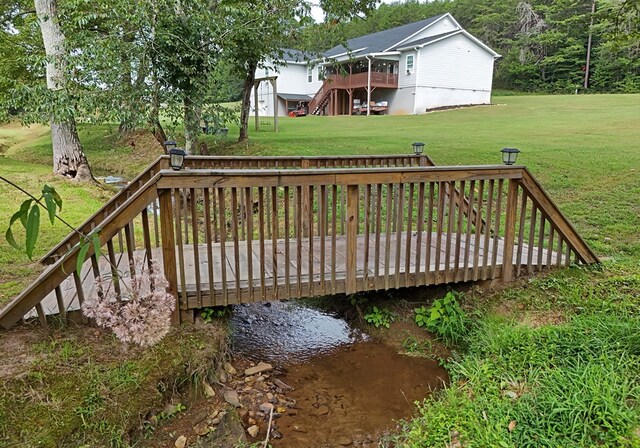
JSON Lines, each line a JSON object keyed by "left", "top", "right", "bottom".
{"left": 82, "top": 261, "right": 176, "bottom": 347}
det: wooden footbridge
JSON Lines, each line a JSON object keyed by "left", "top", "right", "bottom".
{"left": 0, "top": 154, "right": 598, "bottom": 329}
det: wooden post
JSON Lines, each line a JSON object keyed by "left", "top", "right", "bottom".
{"left": 418, "top": 155, "right": 429, "bottom": 166}
{"left": 502, "top": 179, "right": 519, "bottom": 282}
{"left": 159, "top": 189, "right": 180, "bottom": 325}
{"left": 346, "top": 184, "right": 359, "bottom": 294}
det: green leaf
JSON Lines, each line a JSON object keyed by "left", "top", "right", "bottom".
{"left": 18, "top": 199, "right": 33, "bottom": 228}
{"left": 77, "top": 239, "right": 91, "bottom": 276}
{"left": 5, "top": 227, "right": 20, "bottom": 250}
{"left": 91, "top": 232, "right": 101, "bottom": 260}
{"left": 25, "top": 204, "right": 40, "bottom": 260}
{"left": 44, "top": 193, "right": 57, "bottom": 225}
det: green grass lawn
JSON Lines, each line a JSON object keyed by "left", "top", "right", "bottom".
{"left": 1, "top": 93, "right": 640, "bottom": 447}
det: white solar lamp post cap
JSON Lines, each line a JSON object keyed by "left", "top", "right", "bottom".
{"left": 501, "top": 147, "right": 521, "bottom": 165}
{"left": 412, "top": 142, "right": 425, "bottom": 155}
{"left": 169, "top": 148, "right": 187, "bottom": 170}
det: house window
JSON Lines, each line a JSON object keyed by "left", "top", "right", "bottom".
{"left": 317, "top": 66, "right": 325, "bottom": 82}
{"left": 307, "top": 66, "right": 313, "bottom": 83}
{"left": 405, "top": 54, "right": 414, "bottom": 74}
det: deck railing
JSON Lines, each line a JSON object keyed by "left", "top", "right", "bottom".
{"left": 0, "top": 163, "right": 597, "bottom": 330}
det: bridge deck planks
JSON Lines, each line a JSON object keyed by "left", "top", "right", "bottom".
{"left": 34, "top": 231, "right": 557, "bottom": 316}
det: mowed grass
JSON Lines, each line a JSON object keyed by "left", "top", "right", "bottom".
{"left": 1, "top": 94, "right": 640, "bottom": 447}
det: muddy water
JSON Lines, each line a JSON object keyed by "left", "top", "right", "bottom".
{"left": 230, "top": 302, "right": 448, "bottom": 447}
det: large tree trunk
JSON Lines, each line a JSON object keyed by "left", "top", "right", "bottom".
{"left": 238, "top": 60, "right": 258, "bottom": 143}
{"left": 183, "top": 93, "right": 200, "bottom": 154}
{"left": 35, "top": 0, "right": 93, "bottom": 181}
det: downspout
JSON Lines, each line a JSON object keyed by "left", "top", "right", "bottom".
{"left": 413, "top": 47, "right": 420, "bottom": 115}
{"left": 366, "top": 56, "right": 372, "bottom": 116}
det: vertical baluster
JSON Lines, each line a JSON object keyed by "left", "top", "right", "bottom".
{"left": 463, "top": 180, "right": 475, "bottom": 282}
{"left": 266, "top": 187, "right": 271, "bottom": 240}
{"left": 73, "top": 270, "right": 87, "bottom": 323}
{"left": 536, "top": 215, "right": 546, "bottom": 272}
{"left": 123, "top": 222, "right": 136, "bottom": 281}
{"left": 271, "top": 186, "right": 278, "bottom": 299}
{"left": 258, "top": 187, "right": 266, "bottom": 300}
{"left": 454, "top": 180, "right": 465, "bottom": 281}
{"left": 284, "top": 186, "right": 291, "bottom": 298}
{"left": 331, "top": 185, "right": 338, "bottom": 294}
{"left": 212, "top": 187, "right": 219, "bottom": 243}
{"left": 527, "top": 206, "right": 538, "bottom": 274}
{"left": 159, "top": 189, "right": 179, "bottom": 324}
{"left": 182, "top": 191, "right": 189, "bottom": 244}
{"left": 556, "top": 234, "right": 564, "bottom": 267}
{"left": 319, "top": 185, "right": 326, "bottom": 294}
{"left": 405, "top": 183, "right": 415, "bottom": 286}
{"left": 414, "top": 182, "right": 425, "bottom": 285}
{"left": 346, "top": 184, "right": 359, "bottom": 294}
{"left": 434, "top": 182, "right": 445, "bottom": 284}
{"left": 245, "top": 187, "right": 254, "bottom": 301}
{"left": 444, "top": 181, "right": 455, "bottom": 282}
{"left": 363, "top": 184, "right": 371, "bottom": 290}
{"left": 546, "top": 226, "right": 555, "bottom": 268}
{"left": 516, "top": 189, "right": 528, "bottom": 277}
{"left": 35, "top": 303, "right": 48, "bottom": 328}
{"left": 308, "top": 185, "right": 314, "bottom": 296}
{"left": 394, "top": 183, "right": 404, "bottom": 288}
{"left": 340, "top": 186, "right": 346, "bottom": 235}
{"left": 188, "top": 189, "right": 201, "bottom": 307}
{"left": 565, "top": 242, "right": 572, "bottom": 266}
{"left": 232, "top": 188, "right": 241, "bottom": 302}
{"left": 490, "top": 179, "right": 504, "bottom": 280}
{"left": 152, "top": 197, "right": 160, "bottom": 247}
{"left": 218, "top": 188, "right": 229, "bottom": 305}
{"left": 54, "top": 286, "right": 66, "bottom": 323}
{"left": 374, "top": 184, "right": 383, "bottom": 289}
{"left": 502, "top": 179, "right": 519, "bottom": 282}
{"left": 472, "top": 180, "right": 485, "bottom": 281}
{"left": 296, "top": 186, "right": 303, "bottom": 298}
{"left": 141, "top": 209, "right": 154, "bottom": 287}
{"left": 203, "top": 188, "right": 215, "bottom": 304}
{"left": 425, "top": 182, "right": 435, "bottom": 284}
{"left": 482, "top": 180, "right": 495, "bottom": 280}
{"left": 239, "top": 188, "right": 245, "bottom": 241}
{"left": 106, "top": 239, "right": 122, "bottom": 299}
{"left": 384, "top": 183, "right": 393, "bottom": 290}
{"left": 173, "top": 190, "right": 187, "bottom": 308}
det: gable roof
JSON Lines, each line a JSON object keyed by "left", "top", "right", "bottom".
{"left": 279, "top": 48, "right": 318, "bottom": 64}
{"left": 395, "top": 29, "right": 501, "bottom": 57}
{"left": 324, "top": 14, "right": 447, "bottom": 58}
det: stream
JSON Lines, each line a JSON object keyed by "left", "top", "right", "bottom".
{"left": 229, "top": 301, "right": 448, "bottom": 447}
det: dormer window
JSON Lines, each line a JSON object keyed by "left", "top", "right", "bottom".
{"left": 405, "top": 54, "right": 414, "bottom": 74}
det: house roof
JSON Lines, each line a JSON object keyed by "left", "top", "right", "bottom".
{"left": 393, "top": 30, "right": 459, "bottom": 50}
{"left": 324, "top": 14, "right": 447, "bottom": 58}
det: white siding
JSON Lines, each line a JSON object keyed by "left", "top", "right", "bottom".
{"left": 412, "top": 33, "right": 495, "bottom": 112}
{"left": 251, "top": 61, "right": 322, "bottom": 116}
{"left": 398, "top": 51, "right": 417, "bottom": 88}
{"left": 396, "top": 15, "right": 461, "bottom": 48}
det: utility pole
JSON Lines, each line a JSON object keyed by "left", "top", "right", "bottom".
{"left": 584, "top": 0, "right": 596, "bottom": 89}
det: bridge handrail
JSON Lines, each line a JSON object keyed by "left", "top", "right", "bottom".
{"left": 41, "top": 154, "right": 433, "bottom": 265}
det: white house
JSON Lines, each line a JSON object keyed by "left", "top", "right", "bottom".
{"left": 251, "top": 13, "right": 500, "bottom": 117}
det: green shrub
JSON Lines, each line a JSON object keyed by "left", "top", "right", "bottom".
{"left": 364, "top": 306, "right": 396, "bottom": 328}
{"left": 415, "top": 292, "right": 470, "bottom": 346}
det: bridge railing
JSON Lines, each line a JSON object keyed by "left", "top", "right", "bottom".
{"left": 154, "top": 165, "right": 597, "bottom": 312}
{"left": 41, "top": 155, "right": 433, "bottom": 266}
{"left": 0, "top": 163, "right": 598, "bottom": 330}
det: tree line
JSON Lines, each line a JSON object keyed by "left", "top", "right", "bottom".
{"left": 0, "top": 0, "right": 637, "bottom": 180}
{"left": 302, "top": 0, "right": 640, "bottom": 93}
